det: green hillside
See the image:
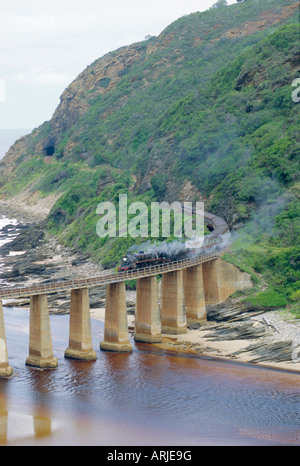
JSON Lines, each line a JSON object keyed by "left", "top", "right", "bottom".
{"left": 0, "top": 0, "right": 299, "bottom": 311}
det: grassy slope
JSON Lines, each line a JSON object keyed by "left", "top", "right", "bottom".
{"left": 153, "top": 22, "right": 300, "bottom": 312}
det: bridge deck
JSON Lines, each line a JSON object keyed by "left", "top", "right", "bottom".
{"left": 0, "top": 251, "right": 219, "bottom": 299}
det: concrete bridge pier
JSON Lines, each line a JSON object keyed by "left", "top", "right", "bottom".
{"left": 183, "top": 265, "right": 207, "bottom": 325}
{"left": 0, "top": 301, "right": 13, "bottom": 378}
{"left": 161, "top": 270, "right": 187, "bottom": 334}
{"left": 65, "top": 288, "right": 97, "bottom": 361}
{"left": 100, "top": 282, "right": 133, "bottom": 352}
{"left": 135, "top": 276, "right": 162, "bottom": 343}
{"left": 202, "top": 258, "right": 248, "bottom": 305}
{"left": 26, "top": 295, "right": 58, "bottom": 369}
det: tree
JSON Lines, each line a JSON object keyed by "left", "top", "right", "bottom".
{"left": 211, "top": 0, "right": 228, "bottom": 7}
{"left": 150, "top": 173, "right": 168, "bottom": 201}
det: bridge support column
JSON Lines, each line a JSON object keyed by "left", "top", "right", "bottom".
{"left": 183, "top": 265, "right": 207, "bottom": 325}
{"left": 65, "top": 289, "right": 97, "bottom": 361}
{"left": 0, "top": 301, "right": 13, "bottom": 378}
{"left": 203, "top": 258, "right": 245, "bottom": 305}
{"left": 135, "top": 276, "right": 162, "bottom": 343}
{"left": 100, "top": 282, "right": 132, "bottom": 352}
{"left": 161, "top": 270, "right": 187, "bottom": 334}
{"left": 26, "top": 295, "right": 58, "bottom": 369}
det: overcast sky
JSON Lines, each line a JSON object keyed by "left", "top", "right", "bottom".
{"left": 0, "top": 0, "right": 236, "bottom": 130}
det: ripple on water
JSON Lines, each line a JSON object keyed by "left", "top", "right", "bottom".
{"left": 1, "top": 308, "right": 299, "bottom": 446}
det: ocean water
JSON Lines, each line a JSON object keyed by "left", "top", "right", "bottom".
{"left": 0, "top": 129, "right": 31, "bottom": 159}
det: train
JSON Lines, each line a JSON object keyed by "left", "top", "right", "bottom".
{"left": 117, "top": 208, "right": 230, "bottom": 272}
{"left": 203, "top": 211, "right": 229, "bottom": 236}
{"left": 118, "top": 251, "right": 169, "bottom": 272}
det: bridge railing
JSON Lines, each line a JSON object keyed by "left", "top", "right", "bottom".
{"left": 0, "top": 251, "right": 219, "bottom": 299}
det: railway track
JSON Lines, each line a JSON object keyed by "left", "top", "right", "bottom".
{"left": 0, "top": 251, "right": 219, "bottom": 299}
{"left": 0, "top": 208, "right": 229, "bottom": 299}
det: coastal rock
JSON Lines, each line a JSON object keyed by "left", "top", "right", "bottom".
{"left": 204, "top": 321, "right": 267, "bottom": 341}
{"left": 207, "top": 300, "right": 266, "bottom": 322}
{"left": 234, "top": 340, "right": 295, "bottom": 363}
{"left": 0, "top": 224, "right": 44, "bottom": 254}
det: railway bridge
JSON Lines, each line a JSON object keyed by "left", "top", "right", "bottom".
{"left": 0, "top": 250, "right": 247, "bottom": 376}
{"left": 0, "top": 212, "right": 251, "bottom": 376}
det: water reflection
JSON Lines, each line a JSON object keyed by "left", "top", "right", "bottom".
{"left": 0, "top": 389, "right": 55, "bottom": 444}
{"left": 0, "top": 392, "right": 8, "bottom": 444}
{"left": 0, "top": 308, "right": 299, "bottom": 446}
{"left": 33, "top": 412, "right": 52, "bottom": 439}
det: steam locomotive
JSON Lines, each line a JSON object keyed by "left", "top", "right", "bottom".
{"left": 117, "top": 210, "right": 230, "bottom": 272}
{"left": 118, "top": 251, "right": 169, "bottom": 272}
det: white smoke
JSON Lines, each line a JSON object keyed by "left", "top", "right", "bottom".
{"left": 127, "top": 230, "right": 232, "bottom": 261}
{"left": 128, "top": 239, "right": 187, "bottom": 259}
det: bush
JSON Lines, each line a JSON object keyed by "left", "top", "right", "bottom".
{"left": 290, "top": 290, "right": 300, "bottom": 302}
{"left": 150, "top": 173, "right": 168, "bottom": 201}
{"left": 245, "top": 289, "right": 287, "bottom": 309}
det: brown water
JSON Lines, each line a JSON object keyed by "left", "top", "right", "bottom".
{"left": 0, "top": 308, "right": 299, "bottom": 446}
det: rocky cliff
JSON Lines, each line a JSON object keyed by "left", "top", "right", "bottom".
{"left": 0, "top": 0, "right": 298, "bottom": 202}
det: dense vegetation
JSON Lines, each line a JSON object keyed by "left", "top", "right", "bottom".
{"left": 0, "top": 0, "right": 299, "bottom": 312}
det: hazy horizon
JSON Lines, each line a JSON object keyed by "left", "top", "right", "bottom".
{"left": 0, "top": 129, "right": 32, "bottom": 159}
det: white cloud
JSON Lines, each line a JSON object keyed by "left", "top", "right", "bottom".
{"left": 15, "top": 67, "right": 73, "bottom": 87}
{"left": 0, "top": 79, "right": 6, "bottom": 103}
{"left": 0, "top": 0, "right": 237, "bottom": 129}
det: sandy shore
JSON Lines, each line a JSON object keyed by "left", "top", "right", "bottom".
{"left": 90, "top": 307, "right": 300, "bottom": 374}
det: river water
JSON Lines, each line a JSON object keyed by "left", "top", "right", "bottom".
{"left": 0, "top": 216, "right": 299, "bottom": 446}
